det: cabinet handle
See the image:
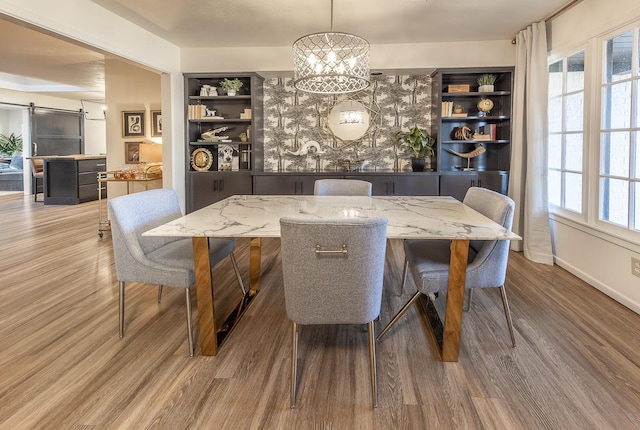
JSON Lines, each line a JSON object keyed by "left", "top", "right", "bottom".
{"left": 213, "top": 179, "right": 218, "bottom": 191}
{"left": 477, "top": 179, "right": 482, "bottom": 188}
{"left": 219, "top": 179, "right": 224, "bottom": 191}
{"left": 391, "top": 182, "right": 395, "bottom": 195}
{"left": 300, "top": 182, "right": 303, "bottom": 194}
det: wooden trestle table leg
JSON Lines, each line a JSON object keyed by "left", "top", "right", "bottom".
{"left": 441, "top": 238, "right": 469, "bottom": 361}
{"left": 192, "top": 236, "right": 218, "bottom": 356}
{"left": 248, "top": 237, "right": 262, "bottom": 296}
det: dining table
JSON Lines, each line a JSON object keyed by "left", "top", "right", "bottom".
{"left": 143, "top": 194, "right": 521, "bottom": 361}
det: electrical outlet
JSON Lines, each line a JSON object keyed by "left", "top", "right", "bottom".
{"left": 632, "top": 257, "right": 640, "bottom": 278}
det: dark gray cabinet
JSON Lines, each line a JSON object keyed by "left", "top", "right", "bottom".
{"left": 348, "top": 174, "right": 439, "bottom": 196}
{"left": 253, "top": 173, "right": 439, "bottom": 196}
{"left": 43, "top": 156, "right": 106, "bottom": 205}
{"left": 187, "top": 171, "right": 252, "bottom": 211}
{"left": 440, "top": 171, "right": 508, "bottom": 202}
{"left": 253, "top": 174, "right": 343, "bottom": 195}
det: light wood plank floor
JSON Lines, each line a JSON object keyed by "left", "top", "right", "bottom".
{"left": 0, "top": 193, "right": 639, "bottom": 430}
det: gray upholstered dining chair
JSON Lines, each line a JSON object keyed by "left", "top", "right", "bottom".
{"left": 280, "top": 216, "right": 388, "bottom": 409}
{"left": 378, "top": 187, "right": 517, "bottom": 347}
{"left": 313, "top": 178, "right": 372, "bottom": 196}
{"left": 108, "top": 188, "right": 245, "bottom": 357}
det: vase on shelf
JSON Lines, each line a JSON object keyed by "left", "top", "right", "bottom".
{"left": 227, "top": 89, "right": 237, "bottom": 96}
{"left": 411, "top": 157, "right": 426, "bottom": 172}
{"left": 478, "top": 84, "right": 494, "bottom": 93}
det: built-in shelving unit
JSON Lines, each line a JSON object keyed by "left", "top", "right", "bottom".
{"left": 184, "top": 73, "right": 264, "bottom": 212}
{"left": 432, "top": 67, "right": 514, "bottom": 200}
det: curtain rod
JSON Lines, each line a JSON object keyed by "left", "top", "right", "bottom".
{"left": 0, "top": 101, "right": 82, "bottom": 114}
{"left": 512, "top": 0, "right": 582, "bottom": 44}
{"left": 544, "top": 0, "right": 581, "bottom": 22}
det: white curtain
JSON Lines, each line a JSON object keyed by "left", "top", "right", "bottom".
{"left": 508, "top": 21, "right": 554, "bottom": 265}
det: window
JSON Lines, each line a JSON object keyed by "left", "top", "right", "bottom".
{"left": 548, "top": 50, "right": 586, "bottom": 214}
{"left": 599, "top": 28, "right": 640, "bottom": 231}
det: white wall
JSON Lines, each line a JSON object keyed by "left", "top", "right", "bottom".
{"left": 181, "top": 40, "right": 516, "bottom": 74}
{"left": 83, "top": 100, "right": 107, "bottom": 156}
{"left": 0, "top": 108, "right": 22, "bottom": 144}
{"left": 549, "top": 0, "right": 640, "bottom": 49}
{"left": 0, "top": 0, "right": 180, "bottom": 75}
{"left": 547, "top": 0, "right": 640, "bottom": 314}
{"left": 104, "top": 59, "right": 162, "bottom": 199}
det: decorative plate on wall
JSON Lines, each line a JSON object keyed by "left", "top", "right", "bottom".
{"left": 191, "top": 148, "right": 213, "bottom": 171}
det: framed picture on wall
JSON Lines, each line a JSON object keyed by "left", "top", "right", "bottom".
{"left": 151, "top": 110, "right": 162, "bottom": 137}
{"left": 122, "top": 110, "right": 145, "bottom": 137}
{"left": 125, "top": 141, "right": 142, "bottom": 164}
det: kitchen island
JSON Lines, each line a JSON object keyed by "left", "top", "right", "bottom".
{"left": 30, "top": 155, "right": 106, "bottom": 205}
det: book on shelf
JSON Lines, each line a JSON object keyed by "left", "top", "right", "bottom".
{"left": 441, "top": 101, "right": 454, "bottom": 117}
{"left": 188, "top": 104, "right": 206, "bottom": 120}
{"left": 473, "top": 133, "right": 491, "bottom": 141}
{"left": 480, "top": 124, "right": 497, "bottom": 140}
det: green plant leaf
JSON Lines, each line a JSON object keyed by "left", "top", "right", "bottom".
{"left": 0, "top": 133, "right": 23, "bottom": 156}
{"left": 396, "top": 126, "right": 435, "bottom": 158}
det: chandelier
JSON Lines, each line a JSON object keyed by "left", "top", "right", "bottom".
{"left": 339, "top": 101, "right": 365, "bottom": 124}
{"left": 292, "top": 0, "right": 370, "bottom": 94}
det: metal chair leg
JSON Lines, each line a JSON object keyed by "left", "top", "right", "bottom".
{"left": 400, "top": 257, "right": 409, "bottom": 296}
{"left": 499, "top": 285, "right": 516, "bottom": 347}
{"left": 230, "top": 253, "right": 246, "bottom": 296}
{"left": 119, "top": 281, "right": 125, "bottom": 338}
{"left": 377, "top": 290, "right": 422, "bottom": 341}
{"left": 157, "top": 285, "right": 163, "bottom": 303}
{"left": 464, "top": 288, "right": 473, "bottom": 312}
{"left": 185, "top": 288, "right": 195, "bottom": 357}
{"left": 368, "top": 321, "right": 378, "bottom": 409}
{"left": 290, "top": 322, "right": 298, "bottom": 409}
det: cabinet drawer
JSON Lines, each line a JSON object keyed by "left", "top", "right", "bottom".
{"left": 78, "top": 158, "right": 106, "bottom": 173}
{"left": 78, "top": 184, "right": 99, "bottom": 200}
{"left": 78, "top": 172, "right": 97, "bottom": 186}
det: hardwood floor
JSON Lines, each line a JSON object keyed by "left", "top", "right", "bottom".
{"left": 0, "top": 192, "right": 639, "bottom": 429}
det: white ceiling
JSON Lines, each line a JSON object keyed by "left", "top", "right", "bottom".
{"left": 0, "top": 0, "right": 571, "bottom": 101}
{"left": 90, "top": 0, "right": 566, "bottom": 47}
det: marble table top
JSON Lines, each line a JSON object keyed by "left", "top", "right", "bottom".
{"left": 144, "top": 195, "right": 521, "bottom": 241}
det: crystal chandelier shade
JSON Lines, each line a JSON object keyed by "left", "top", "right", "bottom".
{"left": 339, "top": 103, "right": 365, "bottom": 124}
{"left": 292, "top": 31, "right": 370, "bottom": 94}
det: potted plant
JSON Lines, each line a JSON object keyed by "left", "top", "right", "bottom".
{"left": 0, "top": 133, "right": 23, "bottom": 157}
{"left": 477, "top": 74, "right": 497, "bottom": 92}
{"left": 219, "top": 78, "right": 243, "bottom": 96}
{"left": 453, "top": 104, "right": 463, "bottom": 114}
{"left": 239, "top": 132, "right": 248, "bottom": 142}
{"left": 396, "top": 126, "right": 436, "bottom": 172}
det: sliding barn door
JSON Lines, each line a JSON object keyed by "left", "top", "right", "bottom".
{"left": 30, "top": 107, "right": 84, "bottom": 156}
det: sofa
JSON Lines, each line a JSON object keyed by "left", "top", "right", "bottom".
{"left": 0, "top": 156, "right": 24, "bottom": 191}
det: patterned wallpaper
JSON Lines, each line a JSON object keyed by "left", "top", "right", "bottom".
{"left": 263, "top": 75, "right": 433, "bottom": 172}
